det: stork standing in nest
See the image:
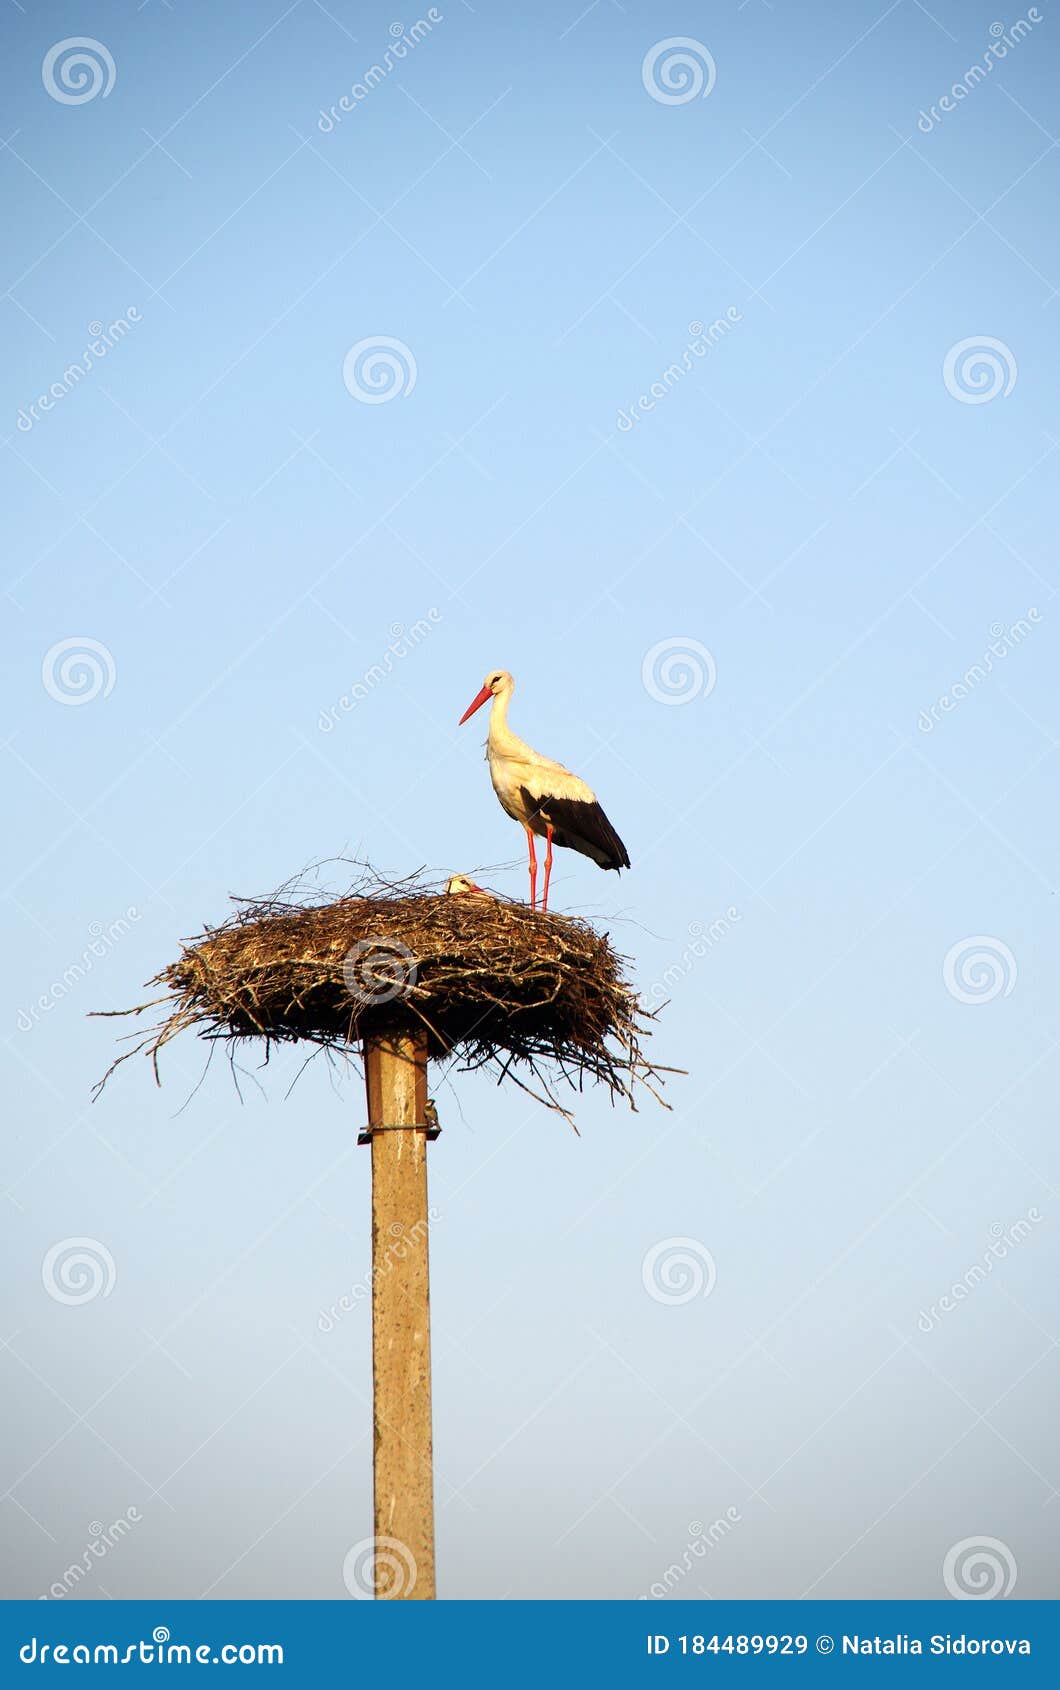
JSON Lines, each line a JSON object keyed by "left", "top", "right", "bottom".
{"left": 459, "top": 668, "right": 630, "bottom": 912}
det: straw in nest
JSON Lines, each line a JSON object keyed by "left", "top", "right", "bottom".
{"left": 96, "top": 868, "right": 672, "bottom": 1121}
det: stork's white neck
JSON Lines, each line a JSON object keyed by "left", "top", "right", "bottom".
{"left": 487, "top": 686, "right": 534, "bottom": 761}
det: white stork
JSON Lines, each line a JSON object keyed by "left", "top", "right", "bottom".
{"left": 458, "top": 668, "right": 630, "bottom": 912}
{"left": 445, "top": 873, "right": 491, "bottom": 896}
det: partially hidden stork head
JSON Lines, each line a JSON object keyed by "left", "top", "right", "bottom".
{"left": 458, "top": 668, "right": 513, "bottom": 725}
{"left": 445, "top": 874, "right": 486, "bottom": 895}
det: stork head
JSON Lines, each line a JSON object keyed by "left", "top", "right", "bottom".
{"left": 458, "top": 668, "right": 512, "bottom": 725}
{"left": 445, "top": 874, "right": 482, "bottom": 895}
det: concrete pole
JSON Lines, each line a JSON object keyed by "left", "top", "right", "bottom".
{"left": 363, "top": 1027, "right": 436, "bottom": 1600}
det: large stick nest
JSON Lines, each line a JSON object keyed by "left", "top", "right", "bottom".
{"left": 96, "top": 867, "right": 671, "bottom": 1120}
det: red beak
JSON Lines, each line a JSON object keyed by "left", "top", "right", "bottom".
{"left": 459, "top": 685, "right": 492, "bottom": 726}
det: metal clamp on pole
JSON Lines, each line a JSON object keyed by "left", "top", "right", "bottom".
{"left": 358, "top": 1100, "right": 441, "bottom": 1147}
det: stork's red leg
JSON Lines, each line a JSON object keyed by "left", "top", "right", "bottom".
{"left": 542, "top": 825, "right": 554, "bottom": 913}
{"left": 526, "top": 827, "right": 538, "bottom": 910}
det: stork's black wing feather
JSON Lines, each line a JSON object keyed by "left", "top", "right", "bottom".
{"left": 519, "top": 788, "right": 631, "bottom": 872}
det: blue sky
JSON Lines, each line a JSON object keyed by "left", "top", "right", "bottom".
{"left": 2, "top": 0, "right": 1058, "bottom": 1601}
